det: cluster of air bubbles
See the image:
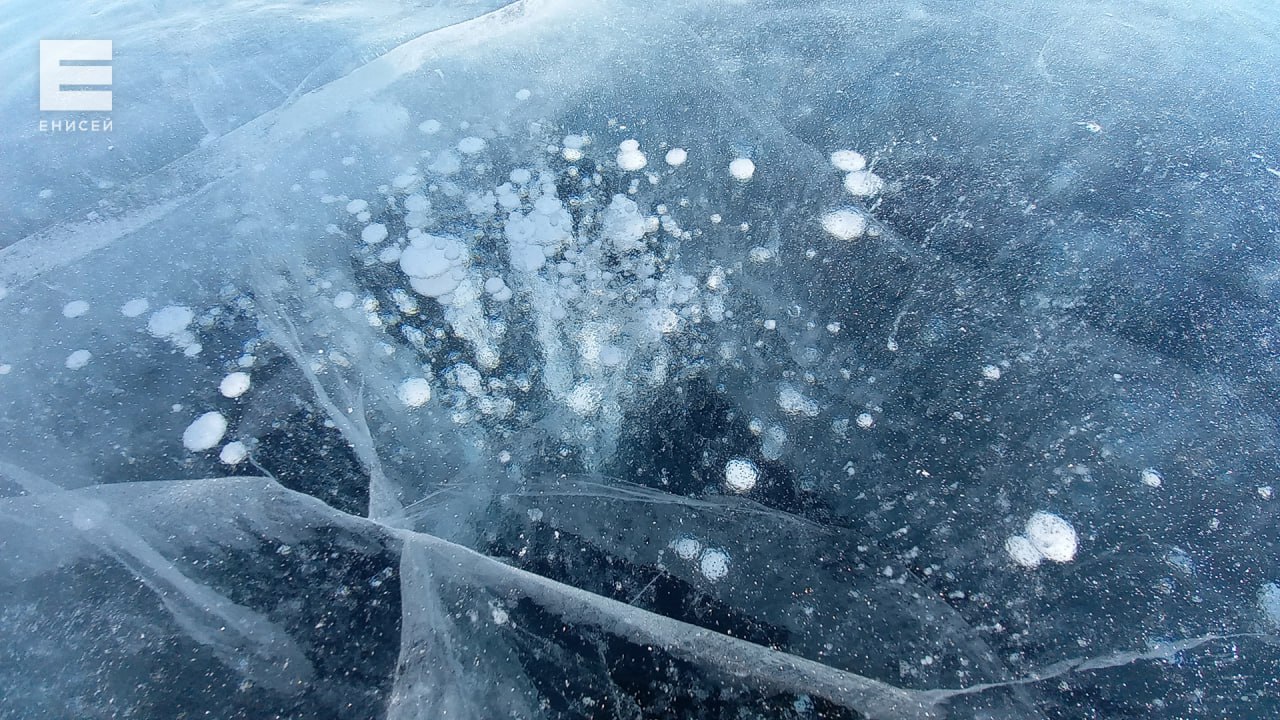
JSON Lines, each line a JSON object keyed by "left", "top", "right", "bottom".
{"left": 312, "top": 109, "right": 891, "bottom": 467}
{"left": 668, "top": 537, "right": 731, "bottom": 582}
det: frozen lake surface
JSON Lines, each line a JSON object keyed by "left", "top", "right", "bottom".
{"left": 1, "top": 1, "right": 1279, "bottom": 718}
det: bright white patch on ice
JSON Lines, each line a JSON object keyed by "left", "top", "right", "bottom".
{"left": 182, "top": 412, "right": 227, "bottom": 452}
{"left": 616, "top": 139, "right": 647, "bottom": 171}
{"left": 856, "top": 412, "right": 875, "bottom": 429}
{"left": 515, "top": 88, "right": 531, "bottom": 101}
{"left": 844, "top": 169, "right": 885, "bottom": 196}
{"left": 1260, "top": 583, "right": 1280, "bottom": 628}
{"left": 484, "top": 276, "right": 513, "bottom": 302}
{"left": 418, "top": 119, "right": 441, "bottom": 134}
{"left": 820, "top": 209, "right": 867, "bottom": 240}
{"left": 566, "top": 382, "right": 603, "bottom": 415}
{"left": 346, "top": 199, "right": 369, "bottom": 214}
{"left": 671, "top": 537, "right": 702, "bottom": 560}
{"left": 1025, "top": 511, "right": 1078, "bottom": 563}
{"left": 490, "top": 604, "right": 509, "bottom": 625}
{"left": 65, "top": 350, "right": 92, "bottom": 370}
{"left": 62, "top": 300, "right": 90, "bottom": 318}
{"left": 982, "top": 364, "right": 1002, "bottom": 381}
{"left": 505, "top": 192, "right": 572, "bottom": 272}
{"left": 729, "top": 157, "right": 755, "bottom": 181}
{"left": 361, "top": 223, "right": 388, "bottom": 245}
{"left": 699, "top": 549, "right": 731, "bottom": 581}
{"left": 665, "top": 148, "right": 688, "bottom": 166}
{"left": 1140, "top": 468, "right": 1163, "bottom": 488}
{"left": 450, "top": 364, "right": 484, "bottom": 396}
{"left": 120, "top": 298, "right": 149, "bottom": 317}
{"left": 830, "top": 150, "right": 867, "bottom": 172}
{"left": 457, "top": 136, "right": 486, "bottom": 154}
{"left": 148, "top": 306, "right": 194, "bottom": 340}
{"left": 333, "top": 291, "right": 356, "bottom": 309}
{"left": 724, "top": 458, "right": 760, "bottom": 493}
{"left": 400, "top": 234, "right": 470, "bottom": 298}
{"left": 1005, "top": 534, "right": 1043, "bottom": 568}
{"left": 219, "top": 372, "right": 251, "bottom": 399}
{"left": 778, "top": 385, "right": 819, "bottom": 417}
{"left": 397, "top": 378, "right": 432, "bottom": 408}
{"left": 219, "top": 441, "right": 249, "bottom": 465}
{"left": 0, "top": 364, "right": 11, "bottom": 375}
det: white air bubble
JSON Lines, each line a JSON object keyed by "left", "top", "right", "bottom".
{"left": 844, "top": 169, "right": 885, "bottom": 197}
{"left": 856, "top": 413, "right": 875, "bottom": 429}
{"left": 820, "top": 209, "right": 866, "bottom": 240}
{"left": 729, "top": 157, "right": 755, "bottom": 181}
{"left": 457, "top": 136, "right": 486, "bottom": 154}
{"left": 1005, "top": 534, "right": 1043, "bottom": 568}
{"left": 148, "top": 306, "right": 194, "bottom": 340}
{"left": 830, "top": 150, "right": 867, "bottom": 172}
{"left": 778, "top": 385, "right": 819, "bottom": 417}
{"left": 1025, "top": 511, "right": 1077, "bottom": 563}
{"left": 219, "top": 372, "right": 251, "bottom": 399}
{"left": 182, "top": 412, "right": 228, "bottom": 452}
{"left": 62, "top": 300, "right": 90, "bottom": 318}
{"left": 362, "top": 223, "right": 388, "bottom": 245}
{"left": 1260, "top": 583, "right": 1280, "bottom": 628}
{"left": 1140, "top": 468, "right": 1163, "bottom": 488}
{"left": 724, "top": 458, "right": 760, "bottom": 493}
{"left": 617, "top": 139, "right": 647, "bottom": 171}
{"left": 64, "top": 350, "right": 92, "bottom": 370}
{"left": 699, "top": 549, "right": 731, "bottom": 581}
{"left": 665, "top": 148, "right": 688, "bottom": 166}
{"left": 121, "top": 298, "right": 149, "bottom": 317}
{"left": 398, "top": 378, "right": 432, "bottom": 408}
{"left": 219, "top": 441, "right": 249, "bottom": 465}
{"left": 982, "top": 364, "right": 1002, "bottom": 381}
{"left": 671, "top": 537, "right": 702, "bottom": 560}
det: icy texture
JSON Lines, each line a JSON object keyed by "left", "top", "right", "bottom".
{"left": 2, "top": 0, "right": 1280, "bottom": 718}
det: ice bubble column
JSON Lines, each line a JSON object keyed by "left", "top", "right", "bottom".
{"left": 399, "top": 233, "right": 503, "bottom": 370}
